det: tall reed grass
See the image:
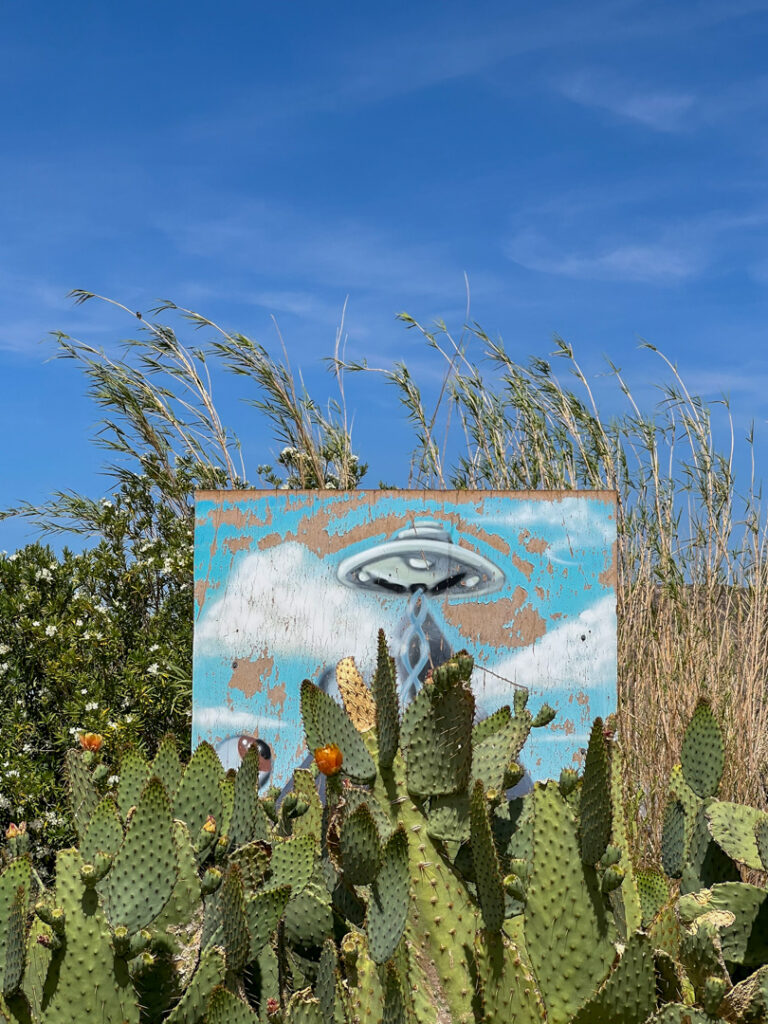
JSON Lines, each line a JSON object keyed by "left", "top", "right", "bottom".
{"left": 7, "top": 293, "right": 767, "bottom": 860}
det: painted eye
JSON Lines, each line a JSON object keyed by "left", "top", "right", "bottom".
{"left": 214, "top": 734, "right": 272, "bottom": 777}
{"left": 238, "top": 735, "right": 272, "bottom": 771}
{"left": 314, "top": 743, "right": 343, "bottom": 775}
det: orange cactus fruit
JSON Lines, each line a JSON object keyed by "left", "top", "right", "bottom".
{"left": 79, "top": 732, "right": 103, "bottom": 752}
{"left": 202, "top": 815, "right": 217, "bottom": 834}
{"left": 314, "top": 743, "right": 343, "bottom": 775}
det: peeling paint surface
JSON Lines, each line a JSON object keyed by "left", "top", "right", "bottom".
{"left": 193, "top": 489, "right": 617, "bottom": 787}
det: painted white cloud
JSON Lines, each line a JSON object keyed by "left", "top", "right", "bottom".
{"left": 478, "top": 498, "right": 616, "bottom": 553}
{"left": 475, "top": 594, "right": 616, "bottom": 698}
{"left": 195, "top": 707, "right": 286, "bottom": 733}
{"left": 196, "top": 542, "right": 403, "bottom": 673}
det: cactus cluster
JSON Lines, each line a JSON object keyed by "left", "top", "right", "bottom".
{"left": 0, "top": 632, "right": 767, "bottom": 1021}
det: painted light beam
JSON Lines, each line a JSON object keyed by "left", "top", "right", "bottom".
{"left": 336, "top": 517, "right": 505, "bottom": 705}
{"left": 193, "top": 490, "right": 618, "bottom": 790}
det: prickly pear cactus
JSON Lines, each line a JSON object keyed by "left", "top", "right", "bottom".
{"left": 6, "top": 637, "right": 768, "bottom": 1022}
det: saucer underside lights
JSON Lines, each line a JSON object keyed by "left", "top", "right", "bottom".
{"left": 336, "top": 518, "right": 505, "bottom": 597}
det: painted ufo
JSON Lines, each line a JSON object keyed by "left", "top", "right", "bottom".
{"left": 336, "top": 517, "right": 504, "bottom": 596}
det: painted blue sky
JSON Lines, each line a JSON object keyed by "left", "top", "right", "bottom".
{"left": 3, "top": 1, "right": 768, "bottom": 551}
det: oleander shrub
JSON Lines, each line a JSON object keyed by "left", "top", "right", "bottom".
{"left": 0, "top": 468, "right": 196, "bottom": 871}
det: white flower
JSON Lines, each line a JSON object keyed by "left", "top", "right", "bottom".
{"left": 0, "top": 796, "right": 9, "bottom": 810}
{"left": 5, "top": 770, "right": 19, "bottom": 779}
{"left": 162, "top": 558, "right": 173, "bottom": 573}
{"left": 147, "top": 663, "right": 159, "bottom": 676}
{"left": 32, "top": 621, "right": 40, "bottom": 627}
{"left": 8, "top": 554, "right": 18, "bottom": 562}
{"left": 0, "top": 663, "right": 8, "bottom": 675}
{"left": 107, "top": 721, "right": 117, "bottom": 729}
{"left": 21, "top": 745, "right": 33, "bottom": 754}
{"left": 34, "top": 568, "right": 52, "bottom": 582}
{"left": 85, "top": 701, "right": 98, "bottom": 711}
{"left": 107, "top": 775, "right": 119, "bottom": 787}
{"left": 75, "top": 619, "right": 83, "bottom": 627}
{"left": 49, "top": 562, "right": 57, "bottom": 571}
{"left": 149, "top": 644, "right": 160, "bottom": 652}
{"left": 0, "top": 644, "right": 9, "bottom": 655}
{"left": 45, "top": 625, "right": 57, "bottom": 637}
{"left": 80, "top": 688, "right": 88, "bottom": 695}
{"left": 124, "top": 715, "right": 134, "bottom": 724}
{"left": 101, "top": 498, "right": 113, "bottom": 508}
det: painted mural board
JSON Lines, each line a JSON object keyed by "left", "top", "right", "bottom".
{"left": 193, "top": 490, "right": 617, "bottom": 791}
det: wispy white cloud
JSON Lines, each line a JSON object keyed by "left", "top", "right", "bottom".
{"left": 159, "top": 199, "right": 493, "bottom": 309}
{"left": 505, "top": 229, "right": 702, "bottom": 283}
{"left": 557, "top": 71, "right": 696, "bottom": 131}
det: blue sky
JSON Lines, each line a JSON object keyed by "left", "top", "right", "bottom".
{"left": 3, "top": 0, "right": 768, "bottom": 552}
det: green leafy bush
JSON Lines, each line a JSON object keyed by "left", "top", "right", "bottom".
{"left": 0, "top": 469, "right": 195, "bottom": 871}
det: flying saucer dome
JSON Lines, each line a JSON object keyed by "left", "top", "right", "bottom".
{"left": 336, "top": 517, "right": 505, "bottom": 596}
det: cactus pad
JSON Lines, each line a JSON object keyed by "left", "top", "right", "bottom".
{"left": 66, "top": 749, "right": 99, "bottom": 836}
{"left": 367, "top": 826, "right": 409, "bottom": 965}
{"left": 81, "top": 795, "right": 123, "bottom": 865}
{"left": 426, "top": 792, "right": 470, "bottom": 842}
{"left": 681, "top": 700, "right": 724, "bottom": 799}
{"left": 401, "top": 673, "right": 473, "bottom": 797}
{"left": 372, "top": 631, "right": 400, "bottom": 769}
{"left": 291, "top": 769, "right": 324, "bottom": 841}
{"left": 661, "top": 800, "right": 686, "bottom": 878}
{"left": 339, "top": 803, "right": 382, "bottom": 885}
{"left": 336, "top": 656, "right": 376, "bottom": 732}
{"left": 154, "top": 821, "right": 202, "bottom": 931}
{"left": 636, "top": 870, "right": 670, "bottom": 926}
{"left": 151, "top": 735, "right": 183, "bottom": 799}
{"left": 229, "top": 747, "right": 262, "bottom": 848}
{"left": 103, "top": 777, "right": 178, "bottom": 933}
{"left": 44, "top": 850, "right": 140, "bottom": 1023}
{"left": 470, "top": 780, "right": 505, "bottom": 932}
{"left": 245, "top": 885, "right": 291, "bottom": 961}
{"left": 301, "top": 680, "right": 376, "bottom": 784}
{"left": 679, "top": 881, "right": 768, "bottom": 967}
{"left": 472, "top": 705, "right": 511, "bottom": 745}
{"left": 230, "top": 839, "right": 272, "bottom": 893}
{"left": 706, "top": 801, "right": 767, "bottom": 869}
{"left": 206, "top": 986, "right": 259, "bottom": 1024}
{"left": 116, "top": 748, "right": 151, "bottom": 820}
{"left": 284, "top": 887, "right": 334, "bottom": 950}
{"left": 524, "top": 783, "right": 615, "bottom": 1024}
{"left": 174, "top": 741, "right": 225, "bottom": 838}
{"left": 270, "top": 835, "right": 314, "bottom": 893}
{"left": 579, "top": 718, "right": 612, "bottom": 865}
{"left": 570, "top": 931, "right": 655, "bottom": 1024}
{"left": 220, "top": 865, "right": 250, "bottom": 973}
{"left": 474, "top": 930, "right": 545, "bottom": 1024}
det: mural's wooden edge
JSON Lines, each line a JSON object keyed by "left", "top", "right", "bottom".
{"left": 194, "top": 488, "right": 619, "bottom": 502}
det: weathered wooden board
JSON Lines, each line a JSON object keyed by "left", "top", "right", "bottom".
{"left": 193, "top": 490, "right": 617, "bottom": 789}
